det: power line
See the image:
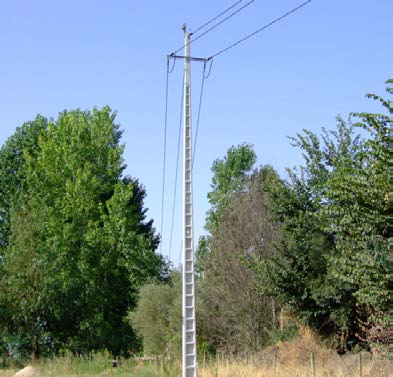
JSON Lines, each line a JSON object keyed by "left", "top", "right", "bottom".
{"left": 160, "top": 58, "right": 171, "bottom": 254}
{"left": 193, "top": 0, "right": 250, "bottom": 35}
{"left": 168, "top": 72, "right": 184, "bottom": 260}
{"left": 170, "top": 0, "right": 255, "bottom": 56}
{"left": 178, "top": 240, "right": 182, "bottom": 268}
{"left": 193, "top": 61, "right": 210, "bottom": 165}
{"left": 169, "top": 59, "right": 210, "bottom": 260}
{"left": 190, "top": 1, "right": 256, "bottom": 54}
{"left": 209, "top": 0, "right": 312, "bottom": 59}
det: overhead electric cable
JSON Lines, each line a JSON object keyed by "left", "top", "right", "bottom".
{"left": 192, "top": 62, "right": 208, "bottom": 165}
{"left": 169, "top": 60, "right": 210, "bottom": 260}
{"left": 160, "top": 58, "right": 171, "bottom": 254}
{"left": 168, "top": 72, "right": 185, "bottom": 260}
{"left": 193, "top": 0, "right": 249, "bottom": 35}
{"left": 168, "top": 57, "right": 176, "bottom": 74}
{"left": 209, "top": 0, "right": 312, "bottom": 59}
{"left": 170, "top": 0, "right": 255, "bottom": 56}
{"left": 178, "top": 240, "right": 182, "bottom": 268}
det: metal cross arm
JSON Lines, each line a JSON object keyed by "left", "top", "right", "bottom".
{"left": 167, "top": 54, "right": 212, "bottom": 63}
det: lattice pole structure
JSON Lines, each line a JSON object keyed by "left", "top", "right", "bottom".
{"left": 182, "top": 27, "right": 197, "bottom": 377}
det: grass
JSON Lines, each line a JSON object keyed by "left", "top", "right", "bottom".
{"left": 0, "top": 330, "right": 390, "bottom": 376}
{"left": 0, "top": 353, "right": 390, "bottom": 377}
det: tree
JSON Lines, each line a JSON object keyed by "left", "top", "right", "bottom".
{"left": 195, "top": 141, "right": 281, "bottom": 354}
{"left": 0, "top": 116, "right": 48, "bottom": 358}
{"left": 129, "top": 271, "right": 182, "bottom": 356}
{"left": 257, "top": 80, "right": 392, "bottom": 351}
{"left": 196, "top": 143, "right": 256, "bottom": 272}
{"left": 322, "top": 81, "right": 392, "bottom": 344}
{"left": 205, "top": 143, "right": 256, "bottom": 234}
{"left": 198, "top": 167, "right": 281, "bottom": 353}
{"left": 0, "top": 107, "right": 167, "bottom": 356}
{"left": 0, "top": 116, "right": 47, "bottom": 254}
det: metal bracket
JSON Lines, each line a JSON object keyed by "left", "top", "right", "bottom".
{"left": 168, "top": 54, "right": 212, "bottom": 62}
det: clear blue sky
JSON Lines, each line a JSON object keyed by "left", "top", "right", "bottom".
{"left": 0, "top": 0, "right": 391, "bottom": 266}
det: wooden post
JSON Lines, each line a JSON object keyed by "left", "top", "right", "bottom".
{"left": 310, "top": 352, "right": 316, "bottom": 377}
{"left": 279, "top": 308, "right": 284, "bottom": 331}
{"left": 214, "top": 352, "right": 219, "bottom": 375}
{"left": 272, "top": 298, "right": 276, "bottom": 328}
{"left": 358, "top": 353, "right": 362, "bottom": 377}
{"left": 273, "top": 348, "right": 277, "bottom": 370}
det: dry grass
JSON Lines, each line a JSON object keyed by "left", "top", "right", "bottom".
{"left": 197, "top": 358, "right": 391, "bottom": 377}
{"left": 0, "top": 356, "right": 390, "bottom": 377}
{"left": 0, "top": 330, "right": 390, "bottom": 377}
{"left": 198, "top": 327, "right": 390, "bottom": 377}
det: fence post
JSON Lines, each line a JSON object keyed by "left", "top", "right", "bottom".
{"left": 273, "top": 348, "right": 277, "bottom": 370}
{"left": 310, "top": 352, "right": 316, "bottom": 377}
{"left": 358, "top": 353, "right": 362, "bottom": 377}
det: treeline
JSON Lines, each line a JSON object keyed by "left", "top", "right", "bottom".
{"left": 131, "top": 81, "right": 391, "bottom": 356}
{"left": 0, "top": 82, "right": 391, "bottom": 360}
{"left": 0, "top": 107, "right": 168, "bottom": 358}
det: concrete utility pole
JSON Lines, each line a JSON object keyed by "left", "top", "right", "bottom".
{"left": 182, "top": 25, "right": 197, "bottom": 377}
{"left": 168, "top": 25, "right": 209, "bottom": 377}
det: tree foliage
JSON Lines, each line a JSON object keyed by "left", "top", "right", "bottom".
{"left": 195, "top": 143, "right": 282, "bottom": 353}
{"left": 205, "top": 143, "right": 256, "bottom": 234}
{"left": 196, "top": 143, "right": 256, "bottom": 273}
{"left": 129, "top": 272, "right": 182, "bottom": 356}
{"left": 198, "top": 167, "right": 281, "bottom": 353}
{"left": 0, "top": 107, "right": 166, "bottom": 356}
{"left": 257, "top": 81, "right": 392, "bottom": 351}
{"left": 0, "top": 116, "right": 48, "bottom": 253}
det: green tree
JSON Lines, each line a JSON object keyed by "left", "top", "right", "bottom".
{"left": 1, "top": 107, "right": 167, "bottom": 356}
{"left": 322, "top": 81, "right": 392, "bottom": 342}
{"left": 0, "top": 116, "right": 48, "bottom": 358}
{"left": 129, "top": 271, "right": 182, "bottom": 356}
{"left": 257, "top": 80, "right": 392, "bottom": 351}
{"left": 205, "top": 143, "right": 256, "bottom": 233}
{"left": 196, "top": 143, "right": 256, "bottom": 272}
{"left": 0, "top": 116, "right": 47, "bottom": 254}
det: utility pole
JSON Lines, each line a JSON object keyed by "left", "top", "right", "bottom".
{"left": 168, "top": 25, "right": 210, "bottom": 377}
{"left": 182, "top": 25, "right": 197, "bottom": 377}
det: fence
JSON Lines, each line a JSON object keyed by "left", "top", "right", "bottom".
{"left": 194, "top": 349, "right": 391, "bottom": 377}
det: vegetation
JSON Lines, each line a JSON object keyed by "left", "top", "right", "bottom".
{"left": 132, "top": 80, "right": 391, "bottom": 358}
{"left": 0, "top": 342, "right": 391, "bottom": 377}
{"left": 257, "top": 82, "right": 392, "bottom": 352}
{"left": 0, "top": 81, "right": 391, "bottom": 370}
{"left": 0, "top": 107, "right": 167, "bottom": 358}
{"left": 129, "top": 271, "right": 182, "bottom": 356}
